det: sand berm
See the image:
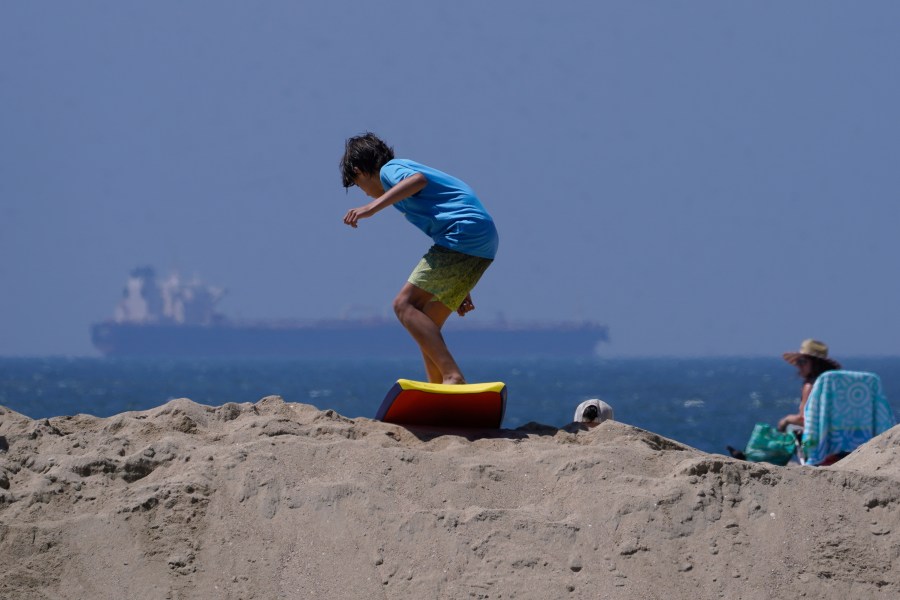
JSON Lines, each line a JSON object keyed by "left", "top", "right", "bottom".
{"left": 1, "top": 397, "right": 898, "bottom": 599}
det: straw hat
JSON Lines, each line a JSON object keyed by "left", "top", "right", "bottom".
{"left": 782, "top": 339, "right": 841, "bottom": 370}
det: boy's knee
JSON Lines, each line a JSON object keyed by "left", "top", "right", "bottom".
{"left": 393, "top": 284, "right": 433, "bottom": 318}
{"left": 392, "top": 294, "right": 411, "bottom": 318}
{"left": 393, "top": 292, "right": 430, "bottom": 322}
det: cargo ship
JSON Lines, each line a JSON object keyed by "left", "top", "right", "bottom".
{"left": 91, "top": 267, "right": 608, "bottom": 358}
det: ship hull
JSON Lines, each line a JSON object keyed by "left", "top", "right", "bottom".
{"left": 91, "top": 320, "right": 607, "bottom": 358}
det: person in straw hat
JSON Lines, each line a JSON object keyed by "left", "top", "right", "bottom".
{"left": 777, "top": 339, "right": 841, "bottom": 432}
{"left": 727, "top": 338, "right": 841, "bottom": 461}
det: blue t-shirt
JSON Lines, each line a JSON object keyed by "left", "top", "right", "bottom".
{"left": 380, "top": 159, "right": 499, "bottom": 260}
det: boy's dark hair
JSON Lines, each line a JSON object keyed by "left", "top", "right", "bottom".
{"left": 340, "top": 132, "right": 395, "bottom": 188}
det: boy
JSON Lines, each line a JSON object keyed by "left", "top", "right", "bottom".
{"left": 340, "top": 132, "right": 499, "bottom": 385}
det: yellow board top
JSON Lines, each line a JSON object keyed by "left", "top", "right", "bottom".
{"left": 396, "top": 379, "right": 506, "bottom": 395}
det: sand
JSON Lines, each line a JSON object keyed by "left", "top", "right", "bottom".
{"left": 1, "top": 396, "right": 898, "bottom": 600}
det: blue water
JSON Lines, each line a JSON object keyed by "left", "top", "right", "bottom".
{"left": 1, "top": 357, "right": 898, "bottom": 456}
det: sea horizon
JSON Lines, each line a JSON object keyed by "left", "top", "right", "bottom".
{"left": 2, "top": 355, "right": 898, "bottom": 457}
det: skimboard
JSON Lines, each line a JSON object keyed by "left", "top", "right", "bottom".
{"left": 376, "top": 379, "right": 507, "bottom": 428}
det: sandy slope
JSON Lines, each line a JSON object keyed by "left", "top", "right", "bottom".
{"left": 1, "top": 397, "right": 898, "bottom": 600}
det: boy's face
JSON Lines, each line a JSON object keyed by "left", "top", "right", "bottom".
{"left": 353, "top": 170, "right": 385, "bottom": 199}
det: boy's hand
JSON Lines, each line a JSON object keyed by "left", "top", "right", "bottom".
{"left": 343, "top": 206, "right": 369, "bottom": 228}
{"left": 457, "top": 294, "right": 475, "bottom": 316}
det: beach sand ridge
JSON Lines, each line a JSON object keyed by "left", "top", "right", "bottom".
{"left": 1, "top": 397, "right": 898, "bottom": 599}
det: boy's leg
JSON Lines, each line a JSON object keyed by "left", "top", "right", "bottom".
{"left": 393, "top": 282, "right": 464, "bottom": 384}
{"left": 419, "top": 299, "right": 454, "bottom": 383}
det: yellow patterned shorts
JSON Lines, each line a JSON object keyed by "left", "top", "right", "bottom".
{"left": 408, "top": 245, "right": 493, "bottom": 311}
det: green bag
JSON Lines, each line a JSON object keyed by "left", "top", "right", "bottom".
{"left": 743, "top": 423, "right": 797, "bottom": 466}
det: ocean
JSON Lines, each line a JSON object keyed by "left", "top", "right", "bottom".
{"left": 1, "top": 356, "right": 898, "bottom": 456}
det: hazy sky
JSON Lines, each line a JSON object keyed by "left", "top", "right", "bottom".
{"left": 2, "top": 1, "right": 899, "bottom": 357}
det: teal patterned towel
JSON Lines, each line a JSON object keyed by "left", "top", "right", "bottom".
{"left": 802, "top": 370, "right": 895, "bottom": 466}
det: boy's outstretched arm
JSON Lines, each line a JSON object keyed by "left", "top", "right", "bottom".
{"left": 343, "top": 172, "right": 427, "bottom": 228}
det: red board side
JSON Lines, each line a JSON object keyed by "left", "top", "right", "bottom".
{"left": 381, "top": 389, "right": 505, "bottom": 428}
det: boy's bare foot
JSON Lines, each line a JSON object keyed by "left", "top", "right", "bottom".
{"left": 442, "top": 375, "right": 466, "bottom": 385}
